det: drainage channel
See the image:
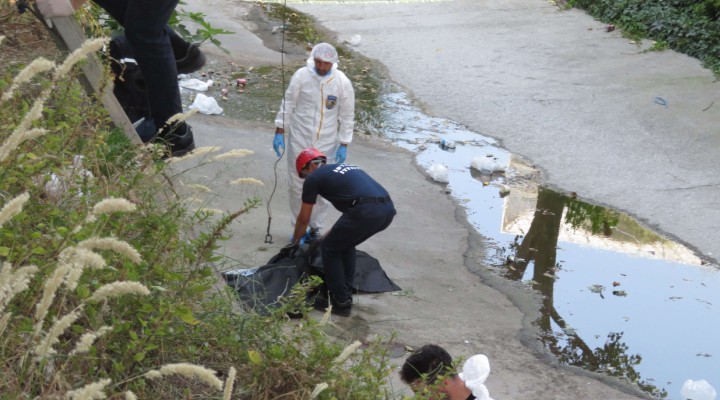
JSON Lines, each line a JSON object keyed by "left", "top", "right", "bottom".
{"left": 378, "top": 90, "right": 719, "bottom": 400}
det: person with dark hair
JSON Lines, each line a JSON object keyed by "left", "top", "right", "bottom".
{"left": 279, "top": 148, "right": 395, "bottom": 317}
{"left": 400, "top": 344, "right": 494, "bottom": 400}
{"left": 400, "top": 344, "right": 454, "bottom": 389}
{"left": 36, "top": 0, "right": 204, "bottom": 157}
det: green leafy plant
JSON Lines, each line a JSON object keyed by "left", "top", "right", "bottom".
{"left": 568, "top": 0, "right": 720, "bottom": 76}
{"left": 83, "top": 1, "right": 234, "bottom": 51}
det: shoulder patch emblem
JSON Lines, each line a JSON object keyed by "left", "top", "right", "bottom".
{"left": 325, "top": 95, "right": 337, "bottom": 110}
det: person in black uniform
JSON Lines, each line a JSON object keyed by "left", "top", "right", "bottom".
{"left": 282, "top": 148, "right": 396, "bottom": 317}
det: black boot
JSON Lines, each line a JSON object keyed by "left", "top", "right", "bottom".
{"left": 155, "top": 121, "right": 196, "bottom": 158}
{"left": 175, "top": 43, "right": 206, "bottom": 74}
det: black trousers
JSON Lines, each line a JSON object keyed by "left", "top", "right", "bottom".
{"left": 93, "top": 0, "right": 183, "bottom": 131}
{"left": 320, "top": 201, "right": 396, "bottom": 304}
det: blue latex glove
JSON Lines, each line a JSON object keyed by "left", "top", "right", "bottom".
{"left": 335, "top": 145, "right": 347, "bottom": 163}
{"left": 272, "top": 133, "right": 284, "bottom": 157}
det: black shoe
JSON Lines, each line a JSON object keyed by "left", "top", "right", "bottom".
{"left": 286, "top": 309, "right": 304, "bottom": 319}
{"left": 332, "top": 299, "right": 352, "bottom": 317}
{"left": 156, "top": 121, "right": 196, "bottom": 158}
{"left": 312, "top": 295, "right": 329, "bottom": 311}
{"left": 176, "top": 43, "right": 206, "bottom": 74}
{"left": 313, "top": 296, "right": 352, "bottom": 317}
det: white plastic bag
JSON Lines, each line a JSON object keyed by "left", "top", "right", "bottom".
{"left": 427, "top": 164, "right": 448, "bottom": 183}
{"left": 681, "top": 379, "right": 717, "bottom": 400}
{"left": 179, "top": 78, "right": 214, "bottom": 92}
{"left": 189, "top": 93, "right": 223, "bottom": 115}
{"left": 471, "top": 156, "right": 505, "bottom": 174}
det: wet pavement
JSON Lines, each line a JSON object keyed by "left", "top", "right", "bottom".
{"left": 377, "top": 89, "right": 720, "bottom": 398}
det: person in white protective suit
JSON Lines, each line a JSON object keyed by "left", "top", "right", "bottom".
{"left": 400, "top": 344, "right": 494, "bottom": 400}
{"left": 272, "top": 43, "right": 356, "bottom": 242}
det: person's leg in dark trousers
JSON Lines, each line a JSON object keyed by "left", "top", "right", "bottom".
{"left": 92, "top": 0, "right": 195, "bottom": 153}
{"left": 321, "top": 203, "right": 396, "bottom": 307}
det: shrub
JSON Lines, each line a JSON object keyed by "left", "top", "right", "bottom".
{"left": 569, "top": 0, "right": 720, "bottom": 76}
{"left": 0, "top": 12, "right": 394, "bottom": 399}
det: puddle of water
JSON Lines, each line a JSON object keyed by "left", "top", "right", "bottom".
{"left": 379, "top": 91, "right": 720, "bottom": 399}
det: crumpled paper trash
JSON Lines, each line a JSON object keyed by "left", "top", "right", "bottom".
{"left": 179, "top": 78, "right": 214, "bottom": 92}
{"left": 37, "top": 155, "right": 94, "bottom": 203}
{"left": 189, "top": 93, "right": 223, "bottom": 115}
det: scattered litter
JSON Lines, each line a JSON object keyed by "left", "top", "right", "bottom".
{"left": 440, "top": 139, "right": 456, "bottom": 151}
{"left": 498, "top": 185, "right": 510, "bottom": 198}
{"left": 271, "top": 24, "right": 289, "bottom": 34}
{"left": 427, "top": 164, "right": 449, "bottom": 183}
{"left": 680, "top": 379, "right": 716, "bottom": 400}
{"left": 589, "top": 284, "right": 605, "bottom": 298}
{"left": 654, "top": 97, "right": 668, "bottom": 107}
{"left": 563, "top": 326, "right": 577, "bottom": 336}
{"left": 471, "top": 156, "right": 505, "bottom": 174}
{"left": 344, "top": 34, "right": 361, "bottom": 46}
{"left": 612, "top": 290, "right": 627, "bottom": 297}
{"left": 40, "top": 155, "right": 94, "bottom": 202}
{"left": 236, "top": 78, "right": 247, "bottom": 87}
{"left": 179, "top": 78, "right": 214, "bottom": 92}
{"left": 189, "top": 93, "right": 223, "bottom": 115}
{"left": 220, "top": 88, "right": 229, "bottom": 96}
{"left": 605, "top": 24, "right": 615, "bottom": 32}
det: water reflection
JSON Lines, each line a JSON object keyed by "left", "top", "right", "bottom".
{"left": 505, "top": 188, "right": 665, "bottom": 398}
{"left": 379, "top": 90, "right": 720, "bottom": 400}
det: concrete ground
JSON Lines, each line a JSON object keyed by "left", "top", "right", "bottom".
{"left": 173, "top": 114, "right": 649, "bottom": 399}
{"left": 164, "top": 0, "right": 717, "bottom": 398}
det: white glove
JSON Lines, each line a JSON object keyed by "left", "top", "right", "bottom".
{"left": 36, "top": 0, "right": 76, "bottom": 27}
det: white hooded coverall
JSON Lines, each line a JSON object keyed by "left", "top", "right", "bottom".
{"left": 275, "top": 58, "right": 356, "bottom": 230}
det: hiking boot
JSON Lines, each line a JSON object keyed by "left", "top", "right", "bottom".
{"left": 175, "top": 43, "right": 206, "bottom": 74}
{"left": 155, "top": 121, "right": 196, "bottom": 158}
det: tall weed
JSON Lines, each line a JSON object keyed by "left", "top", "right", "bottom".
{"left": 0, "top": 22, "right": 394, "bottom": 400}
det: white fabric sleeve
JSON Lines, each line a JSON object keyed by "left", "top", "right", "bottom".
{"left": 337, "top": 73, "right": 355, "bottom": 144}
{"left": 275, "top": 70, "right": 302, "bottom": 129}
